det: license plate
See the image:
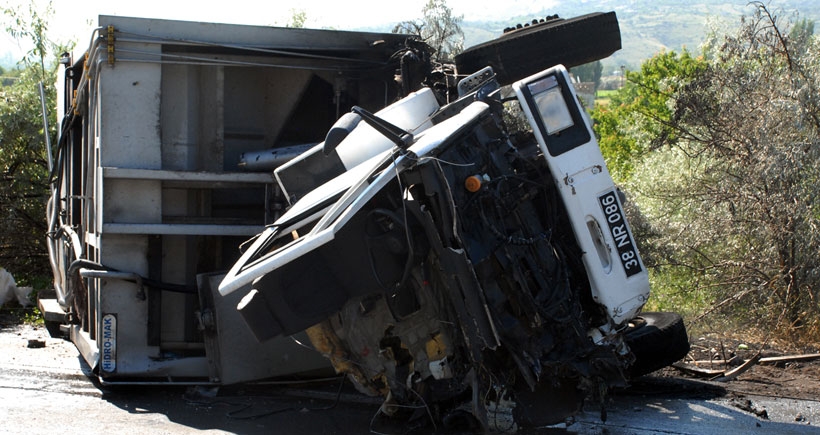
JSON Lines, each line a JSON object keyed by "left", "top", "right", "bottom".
{"left": 598, "top": 191, "right": 643, "bottom": 277}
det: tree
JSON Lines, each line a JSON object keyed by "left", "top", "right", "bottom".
{"left": 591, "top": 50, "right": 706, "bottom": 182}
{"left": 286, "top": 9, "right": 307, "bottom": 28}
{"left": 0, "top": 1, "right": 63, "bottom": 285}
{"left": 571, "top": 61, "right": 603, "bottom": 90}
{"left": 2, "top": 1, "right": 57, "bottom": 81}
{"left": 789, "top": 17, "right": 814, "bottom": 49}
{"left": 607, "top": 3, "right": 820, "bottom": 339}
{"left": 393, "top": 0, "right": 464, "bottom": 61}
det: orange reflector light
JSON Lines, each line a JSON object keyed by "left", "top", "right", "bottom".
{"left": 465, "top": 175, "right": 482, "bottom": 192}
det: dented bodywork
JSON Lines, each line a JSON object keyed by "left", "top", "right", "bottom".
{"left": 218, "top": 65, "right": 660, "bottom": 428}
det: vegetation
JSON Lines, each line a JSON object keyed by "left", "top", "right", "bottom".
{"left": 593, "top": 3, "right": 820, "bottom": 341}
{"left": 0, "top": 65, "right": 22, "bottom": 86}
{"left": 592, "top": 50, "right": 706, "bottom": 183}
{"left": 0, "top": 2, "right": 64, "bottom": 287}
{"left": 570, "top": 61, "right": 603, "bottom": 88}
{"left": 393, "top": 0, "right": 465, "bottom": 61}
{"left": 285, "top": 9, "right": 307, "bottom": 28}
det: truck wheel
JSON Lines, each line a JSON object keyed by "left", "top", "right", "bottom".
{"left": 455, "top": 12, "right": 621, "bottom": 86}
{"left": 624, "top": 312, "right": 690, "bottom": 378}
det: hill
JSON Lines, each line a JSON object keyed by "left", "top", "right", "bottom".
{"left": 2, "top": 1, "right": 815, "bottom": 72}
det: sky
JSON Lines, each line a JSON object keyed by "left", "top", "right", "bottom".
{"left": 2, "top": 0, "right": 555, "bottom": 62}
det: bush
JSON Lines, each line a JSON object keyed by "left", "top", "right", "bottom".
{"left": 596, "top": 3, "right": 820, "bottom": 341}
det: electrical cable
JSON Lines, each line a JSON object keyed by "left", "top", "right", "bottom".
{"left": 67, "top": 259, "right": 197, "bottom": 294}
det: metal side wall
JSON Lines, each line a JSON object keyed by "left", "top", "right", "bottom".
{"left": 58, "top": 13, "right": 409, "bottom": 382}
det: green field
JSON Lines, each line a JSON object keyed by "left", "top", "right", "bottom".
{"left": 595, "top": 89, "right": 619, "bottom": 106}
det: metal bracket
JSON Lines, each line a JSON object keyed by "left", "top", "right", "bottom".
{"left": 78, "top": 268, "right": 146, "bottom": 300}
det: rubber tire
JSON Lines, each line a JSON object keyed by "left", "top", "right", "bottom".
{"left": 624, "top": 312, "right": 690, "bottom": 378}
{"left": 455, "top": 12, "right": 621, "bottom": 86}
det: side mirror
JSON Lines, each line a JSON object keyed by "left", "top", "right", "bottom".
{"left": 323, "top": 112, "right": 362, "bottom": 155}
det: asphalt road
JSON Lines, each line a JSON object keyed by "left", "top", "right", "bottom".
{"left": 1, "top": 322, "right": 818, "bottom": 435}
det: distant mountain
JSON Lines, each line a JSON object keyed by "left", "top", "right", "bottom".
{"left": 460, "top": 0, "right": 820, "bottom": 70}
{"left": 3, "top": 1, "right": 814, "bottom": 72}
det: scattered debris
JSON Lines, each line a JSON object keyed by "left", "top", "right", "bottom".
{"left": 673, "top": 352, "right": 820, "bottom": 381}
{"left": 0, "top": 268, "right": 33, "bottom": 308}
{"left": 758, "top": 354, "right": 820, "bottom": 366}
{"left": 27, "top": 339, "right": 46, "bottom": 349}
{"left": 682, "top": 353, "right": 820, "bottom": 367}
{"left": 712, "top": 353, "right": 761, "bottom": 382}
{"left": 730, "top": 398, "right": 769, "bottom": 419}
{"left": 670, "top": 363, "right": 725, "bottom": 378}
{"left": 672, "top": 352, "right": 820, "bottom": 388}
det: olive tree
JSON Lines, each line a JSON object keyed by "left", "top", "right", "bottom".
{"left": 624, "top": 3, "right": 820, "bottom": 338}
{"left": 393, "top": 0, "right": 464, "bottom": 61}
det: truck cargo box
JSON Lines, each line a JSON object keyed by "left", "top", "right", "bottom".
{"left": 45, "top": 14, "right": 416, "bottom": 383}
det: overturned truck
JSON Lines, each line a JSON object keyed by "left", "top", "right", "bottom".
{"left": 43, "top": 11, "right": 689, "bottom": 431}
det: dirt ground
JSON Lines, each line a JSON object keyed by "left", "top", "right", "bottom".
{"left": 669, "top": 332, "right": 820, "bottom": 402}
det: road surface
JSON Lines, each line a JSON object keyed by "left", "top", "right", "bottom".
{"left": 1, "top": 322, "right": 818, "bottom": 434}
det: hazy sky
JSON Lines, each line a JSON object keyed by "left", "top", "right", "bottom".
{"left": 2, "top": 0, "right": 556, "bottom": 60}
